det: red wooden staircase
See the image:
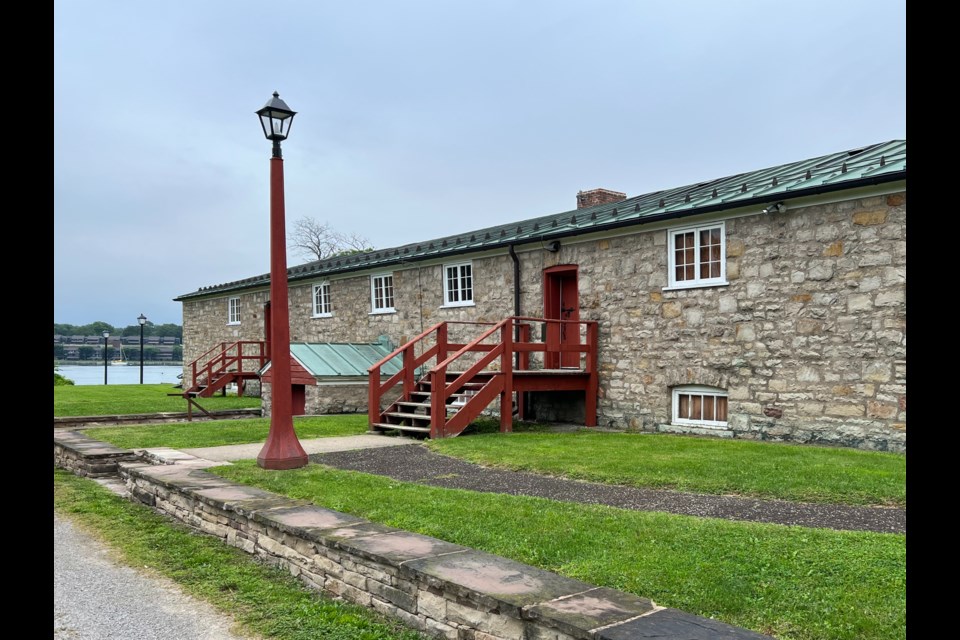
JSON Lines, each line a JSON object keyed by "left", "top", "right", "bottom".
{"left": 368, "top": 317, "right": 599, "bottom": 438}
{"left": 175, "top": 341, "right": 267, "bottom": 417}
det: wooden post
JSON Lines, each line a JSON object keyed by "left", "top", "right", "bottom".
{"left": 500, "top": 319, "right": 513, "bottom": 432}
{"left": 585, "top": 322, "right": 599, "bottom": 427}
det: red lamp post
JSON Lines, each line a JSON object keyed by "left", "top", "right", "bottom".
{"left": 255, "top": 91, "right": 308, "bottom": 470}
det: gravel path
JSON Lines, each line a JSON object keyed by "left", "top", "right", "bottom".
{"left": 54, "top": 514, "right": 258, "bottom": 640}
{"left": 311, "top": 445, "right": 905, "bottom": 534}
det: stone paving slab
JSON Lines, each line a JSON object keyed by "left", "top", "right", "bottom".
{"left": 254, "top": 504, "right": 368, "bottom": 538}
{"left": 403, "top": 549, "right": 596, "bottom": 616}
{"left": 54, "top": 430, "right": 134, "bottom": 457}
{"left": 596, "top": 607, "right": 772, "bottom": 639}
{"left": 336, "top": 530, "right": 468, "bottom": 566}
{"left": 137, "top": 448, "right": 229, "bottom": 470}
{"left": 524, "top": 587, "right": 659, "bottom": 638}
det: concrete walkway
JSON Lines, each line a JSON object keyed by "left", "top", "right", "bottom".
{"left": 173, "top": 434, "right": 416, "bottom": 463}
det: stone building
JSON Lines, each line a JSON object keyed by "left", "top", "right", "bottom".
{"left": 175, "top": 140, "right": 906, "bottom": 452}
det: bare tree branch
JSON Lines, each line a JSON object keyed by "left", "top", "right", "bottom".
{"left": 289, "top": 216, "right": 372, "bottom": 262}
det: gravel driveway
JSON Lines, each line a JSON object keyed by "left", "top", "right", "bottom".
{"left": 311, "top": 445, "right": 905, "bottom": 534}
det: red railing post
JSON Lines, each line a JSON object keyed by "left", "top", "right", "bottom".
{"left": 585, "top": 322, "right": 599, "bottom": 427}
{"left": 437, "top": 323, "right": 448, "bottom": 365}
{"left": 516, "top": 322, "right": 530, "bottom": 420}
{"left": 403, "top": 344, "right": 415, "bottom": 399}
{"left": 430, "top": 365, "right": 446, "bottom": 439}
{"left": 500, "top": 319, "right": 513, "bottom": 432}
{"left": 368, "top": 363, "right": 381, "bottom": 428}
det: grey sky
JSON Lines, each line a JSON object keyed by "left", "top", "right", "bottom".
{"left": 54, "top": 0, "right": 906, "bottom": 328}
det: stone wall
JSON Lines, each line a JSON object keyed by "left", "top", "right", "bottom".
{"left": 261, "top": 380, "right": 372, "bottom": 417}
{"left": 114, "top": 458, "right": 769, "bottom": 640}
{"left": 53, "top": 431, "right": 140, "bottom": 477}
{"left": 181, "top": 190, "right": 907, "bottom": 452}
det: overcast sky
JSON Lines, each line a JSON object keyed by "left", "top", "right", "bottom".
{"left": 54, "top": 0, "right": 906, "bottom": 329}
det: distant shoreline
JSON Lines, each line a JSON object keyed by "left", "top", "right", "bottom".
{"left": 55, "top": 362, "right": 184, "bottom": 367}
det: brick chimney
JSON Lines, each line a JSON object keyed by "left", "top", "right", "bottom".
{"left": 576, "top": 188, "right": 627, "bottom": 209}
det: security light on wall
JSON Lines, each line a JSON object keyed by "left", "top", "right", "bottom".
{"left": 762, "top": 202, "right": 786, "bottom": 214}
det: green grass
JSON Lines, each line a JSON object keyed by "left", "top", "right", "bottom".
{"left": 425, "top": 431, "right": 906, "bottom": 507}
{"left": 54, "top": 468, "right": 425, "bottom": 640}
{"left": 54, "top": 383, "right": 261, "bottom": 416}
{"left": 86, "top": 414, "right": 370, "bottom": 449}
{"left": 211, "top": 461, "right": 905, "bottom": 640}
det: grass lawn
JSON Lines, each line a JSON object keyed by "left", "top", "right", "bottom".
{"left": 54, "top": 383, "right": 261, "bottom": 416}
{"left": 54, "top": 468, "right": 426, "bottom": 640}
{"left": 212, "top": 461, "right": 905, "bottom": 640}
{"left": 85, "top": 414, "right": 371, "bottom": 449}
{"left": 426, "top": 430, "right": 906, "bottom": 507}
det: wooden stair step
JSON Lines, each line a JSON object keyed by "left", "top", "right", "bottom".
{"left": 384, "top": 411, "right": 432, "bottom": 421}
{"left": 369, "top": 423, "right": 431, "bottom": 433}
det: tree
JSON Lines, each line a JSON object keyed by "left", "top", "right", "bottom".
{"left": 289, "top": 217, "right": 372, "bottom": 263}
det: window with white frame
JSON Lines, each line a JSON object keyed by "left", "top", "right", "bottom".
{"left": 672, "top": 385, "right": 728, "bottom": 428}
{"left": 227, "top": 296, "right": 241, "bottom": 325}
{"left": 667, "top": 222, "right": 727, "bottom": 289}
{"left": 312, "top": 282, "right": 332, "bottom": 317}
{"left": 370, "top": 273, "right": 395, "bottom": 313}
{"left": 443, "top": 261, "right": 474, "bottom": 307}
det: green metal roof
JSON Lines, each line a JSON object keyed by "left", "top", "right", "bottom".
{"left": 287, "top": 341, "right": 410, "bottom": 378}
{"left": 176, "top": 139, "right": 905, "bottom": 301}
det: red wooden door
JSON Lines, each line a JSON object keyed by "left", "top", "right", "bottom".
{"left": 292, "top": 384, "right": 306, "bottom": 416}
{"left": 543, "top": 265, "right": 580, "bottom": 369}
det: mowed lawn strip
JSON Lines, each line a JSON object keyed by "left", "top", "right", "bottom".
{"left": 85, "top": 414, "right": 370, "bottom": 449}
{"left": 53, "top": 468, "right": 426, "bottom": 640}
{"left": 426, "top": 431, "right": 905, "bottom": 507}
{"left": 212, "top": 462, "right": 905, "bottom": 640}
{"left": 55, "top": 383, "right": 261, "bottom": 416}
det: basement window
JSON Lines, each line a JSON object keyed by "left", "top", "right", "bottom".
{"left": 666, "top": 222, "right": 728, "bottom": 289}
{"left": 227, "top": 296, "right": 241, "bottom": 325}
{"left": 312, "top": 282, "right": 332, "bottom": 317}
{"left": 672, "top": 385, "right": 728, "bottom": 428}
{"left": 370, "top": 273, "right": 395, "bottom": 314}
{"left": 442, "top": 261, "right": 474, "bottom": 307}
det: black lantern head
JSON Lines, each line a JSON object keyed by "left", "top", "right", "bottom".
{"left": 257, "top": 91, "right": 296, "bottom": 142}
{"left": 138, "top": 313, "right": 147, "bottom": 326}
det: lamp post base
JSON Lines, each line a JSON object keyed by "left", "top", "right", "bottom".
{"left": 256, "top": 434, "right": 309, "bottom": 470}
{"left": 256, "top": 453, "right": 309, "bottom": 470}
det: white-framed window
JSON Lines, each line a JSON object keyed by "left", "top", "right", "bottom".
{"left": 443, "top": 261, "right": 474, "bottom": 307}
{"left": 312, "top": 282, "right": 332, "bottom": 317}
{"left": 672, "top": 385, "right": 729, "bottom": 428}
{"left": 667, "top": 222, "right": 727, "bottom": 289}
{"left": 227, "top": 296, "right": 241, "bottom": 325}
{"left": 370, "top": 273, "right": 395, "bottom": 313}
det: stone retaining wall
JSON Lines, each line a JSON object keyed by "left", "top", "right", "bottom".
{"left": 53, "top": 430, "right": 140, "bottom": 477}
{"left": 54, "top": 430, "right": 769, "bottom": 639}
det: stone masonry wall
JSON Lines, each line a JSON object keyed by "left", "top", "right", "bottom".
{"left": 182, "top": 191, "right": 906, "bottom": 452}
{"left": 113, "top": 459, "right": 768, "bottom": 639}
{"left": 261, "top": 381, "right": 371, "bottom": 418}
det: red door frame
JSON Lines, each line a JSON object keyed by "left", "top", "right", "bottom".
{"left": 543, "top": 265, "right": 580, "bottom": 369}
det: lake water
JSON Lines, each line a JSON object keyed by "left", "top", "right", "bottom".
{"left": 56, "top": 364, "right": 184, "bottom": 386}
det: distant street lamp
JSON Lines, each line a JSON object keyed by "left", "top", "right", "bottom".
{"left": 138, "top": 313, "right": 148, "bottom": 384}
{"left": 255, "top": 91, "right": 307, "bottom": 470}
{"left": 102, "top": 330, "right": 110, "bottom": 385}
